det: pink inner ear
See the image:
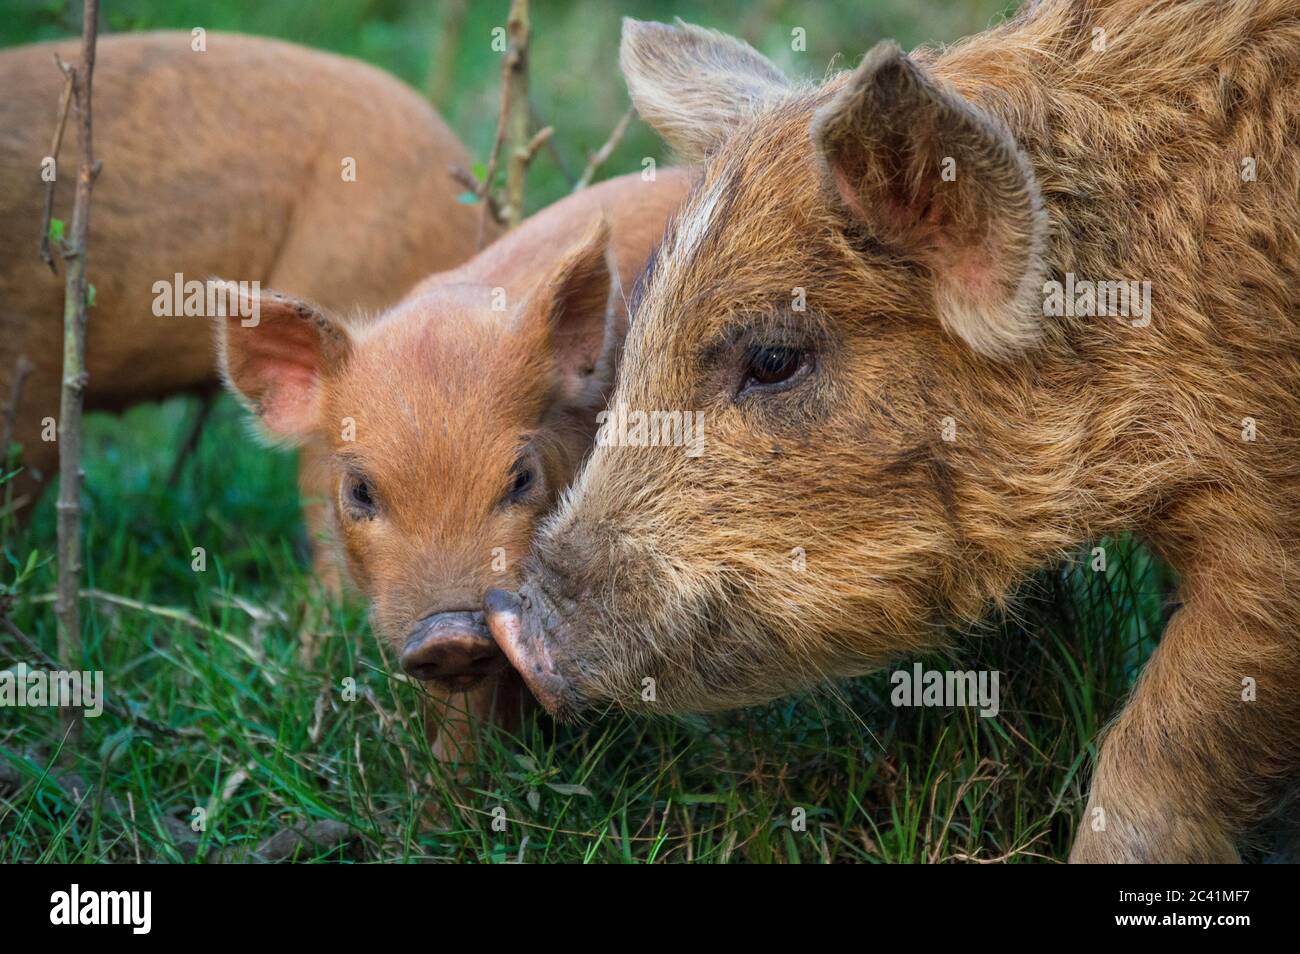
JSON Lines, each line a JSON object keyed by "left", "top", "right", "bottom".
{"left": 832, "top": 167, "right": 872, "bottom": 223}
{"left": 941, "top": 236, "right": 1003, "bottom": 298}
{"left": 255, "top": 362, "right": 321, "bottom": 439}
{"left": 832, "top": 165, "right": 941, "bottom": 245}
{"left": 226, "top": 321, "right": 324, "bottom": 440}
{"left": 833, "top": 162, "right": 1008, "bottom": 302}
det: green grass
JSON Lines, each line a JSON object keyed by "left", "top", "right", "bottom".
{"left": 0, "top": 0, "right": 1166, "bottom": 863}
{"left": 0, "top": 394, "right": 1172, "bottom": 863}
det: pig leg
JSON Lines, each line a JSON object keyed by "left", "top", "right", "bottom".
{"left": 1071, "top": 548, "right": 1300, "bottom": 862}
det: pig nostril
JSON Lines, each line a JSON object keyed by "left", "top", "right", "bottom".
{"left": 399, "top": 610, "right": 503, "bottom": 685}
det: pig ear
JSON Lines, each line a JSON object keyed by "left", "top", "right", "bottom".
{"left": 520, "top": 217, "right": 616, "bottom": 405}
{"left": 214, "top": 286, "right": 351, "bottom": 445}
{"left": 620, "top": 18, "right": 790, "bottom": 161}
{"left": 811, "top": 41, "right": 1048, "bottom": 360}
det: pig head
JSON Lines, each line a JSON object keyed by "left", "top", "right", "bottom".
{"left": 487, "top": 11, "right": 1300, "bottom": 866}
{"left": 216, "top": 167, "right": 691, "bottom": 762}
{"left": 486, "top": 21, "right": 1050, "bottom": 719}
{"left": 216, "top": 219, "right": 618, "bottom": 688}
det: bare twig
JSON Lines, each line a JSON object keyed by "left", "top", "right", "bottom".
{"left": 450, "top": 164, "right": 503, "bottom": 225}
{"left": 501, "top": 0, "right": 533, "bottom": 229}
{"left": 475, "top": 50, "right": 513, "bottom": 245}
{"left": 531, "top": 101, "right": 576, "bottom": 186}
{"left": 524, "top": 126, "right": 553, "bottom": 166}
{"left": 0, "top": 494, "right": 33, "bottom": 523}
{"left": 164, "top": 394, "right": 213, "bottom": 489}
{"left": 37, "top": 58, "right": 74, "bottom": 274}
{"left": 0, "top": 615, "right": 199, "bottom": 740}
{"left": 470, "top": 0, "right": 543, "bottom": 246}
{"left": 573, "top": 107, "right": 635, "bottom": 192}
{"left": 54, "top": 0, "right": 101, "bottom": 747}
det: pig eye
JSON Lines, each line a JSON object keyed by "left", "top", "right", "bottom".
{"left": 342, "top": 472, "right": 378, "bottom": 519}
{"left": 501, "top": 446, "right": 542, "bottom": 507}
{"left": 507, "top": 463, "right": 535, "bottom": 501}
{"left": 738, "top": 346, "right": 811, "bottom": 396}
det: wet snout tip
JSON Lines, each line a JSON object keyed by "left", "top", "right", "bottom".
{"left": 399, "top": 609, "right": 503, "bottom": 688}
{"left": 484, "top": 587, "right": 571, "bottom": 717}
{"left": 484, "top": 587, "right": 523, "bottom": 621}
{"left": 483, "top": 588, "right": 531, "bottom": 670}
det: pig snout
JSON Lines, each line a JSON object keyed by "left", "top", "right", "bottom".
{"left": 483, "top": 587, "right": 576, "bottom": 719}
{"left": 400, "top": 610, "right": 504, "bottom": 689}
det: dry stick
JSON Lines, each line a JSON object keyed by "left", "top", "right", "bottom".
{"left": 450, "top": 164, "right": 504, "bottom": 225}
{"left": 0, "top": 616, "right": 197, "bottom": 740}
{"left": 37, "top": 60, "right": 74, "bottom": 274}
{"left": 531, "top": 101, "right": 576, "bottom": 187}
{"left": 470, "top": 0, "right": 543, "bottom": 247}
{"left": 573, "top": 107, "right": 635, "bottom": 193}
{"left": 501, "top": 0, "right": 532, "bottom": 229}
{"left": 474, "top": 32, "right": 515, "bottom": 249}
{"left": 524, "top": 126, "right": 554, "bottom": 168}
{"left": 54, "top": 0, "right": 101, "bottom": 747}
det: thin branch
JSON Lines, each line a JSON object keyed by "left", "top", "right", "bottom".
{"left": 531, "top": 100, "right": 576, "bottom": 186}
{"left": 37, "top": 57, "right": 74, "bottom": 274}
{"left": 573, "top": 107, "right": 635, "bottom": 192}
{"left": 450, "top": 163, "right": 503, "bottom": 226}
{"left": 524, "top": 125, "right": 553, "bottom": 166}
{"left": 470, "top": 0, "right": 542, "bottom": 246}
{"left": 54, "top": 0, "right": 101, "bottom": 747}
{"left": 0, "top": 615, "right": 199, "bottom": 740}
{"left": 501, "top": 0, "right": 533, "bottom": 230}
{"left": 475, "top": 27, "right": 516, "bottom": 248}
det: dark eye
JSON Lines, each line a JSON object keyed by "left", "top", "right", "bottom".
{"left": 507, "top": 460, "right": 535, "bottom": 502}
{"left": 739, "top": 346, "right": 810, "bottom": 395}
{"left": 343, "top": 473, "right": 377, "bottom": 518}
